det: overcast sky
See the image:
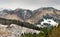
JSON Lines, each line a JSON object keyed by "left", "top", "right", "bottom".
{"left": 0, "top": 0, "right": 60, "bottom": 10}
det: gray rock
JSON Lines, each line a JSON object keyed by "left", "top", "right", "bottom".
{"left": 0, "top": 24, "right": 40, "bottom": 37}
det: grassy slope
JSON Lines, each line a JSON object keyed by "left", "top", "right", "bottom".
{"left": 47, "top": 23, "right": 60, "bottom": 37}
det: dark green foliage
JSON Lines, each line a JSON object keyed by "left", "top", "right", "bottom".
{"left": 21, "top": 33, "right": 38, "bottom": 37}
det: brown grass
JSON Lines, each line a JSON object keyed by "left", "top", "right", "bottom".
{"left": 47, "top": 26, "right": 60, "bottom": 37}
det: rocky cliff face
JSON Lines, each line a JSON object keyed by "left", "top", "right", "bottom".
{"left": 14, "top": 8, "right": 33, "bottom": 20}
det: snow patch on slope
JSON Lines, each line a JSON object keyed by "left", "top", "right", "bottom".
{"left": 36, "top": 19, "right": 58, "bottom": 28}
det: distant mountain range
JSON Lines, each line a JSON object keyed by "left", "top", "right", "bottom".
{"left": 0, "top": 7, "right": 60, "bottom": 24}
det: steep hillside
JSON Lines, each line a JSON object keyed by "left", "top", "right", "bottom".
{"left": 0, "top": 17, "right": 40, "bottom": 30}
{"left": 0, "top": 8, "right": 33, "bottom": 22}
{"left": 14, "top": 8, "right": 33, "bottom": 20}
{"left": 47, "top": 23, "right": 60, "bottom": 37}
{"left": 3, "top": 14, "right": 23, "bottom": 22}
{"left": 26, "top": 7, "right": 60, "bottom": 24}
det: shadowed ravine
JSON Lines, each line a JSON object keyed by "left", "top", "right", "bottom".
{"left": 0, "top": 18, "right": 40, "bottom": 30}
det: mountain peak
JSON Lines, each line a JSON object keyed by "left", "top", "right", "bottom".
{"left": 26, "top": 7, "right": 60, "bottom": 24}
{"left": 35, "top": 7, "right": 55, "bottom": 11}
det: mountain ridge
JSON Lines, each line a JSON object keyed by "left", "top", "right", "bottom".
{"left": 26, "top": 7, "right": 60, "bottom": 24}
{"left": 0, "top": 7, "right": 60, "bottom": 24}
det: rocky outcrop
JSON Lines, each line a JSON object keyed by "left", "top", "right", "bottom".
{"left": 0, "top": 24, "right": 40, "bottom": 37}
